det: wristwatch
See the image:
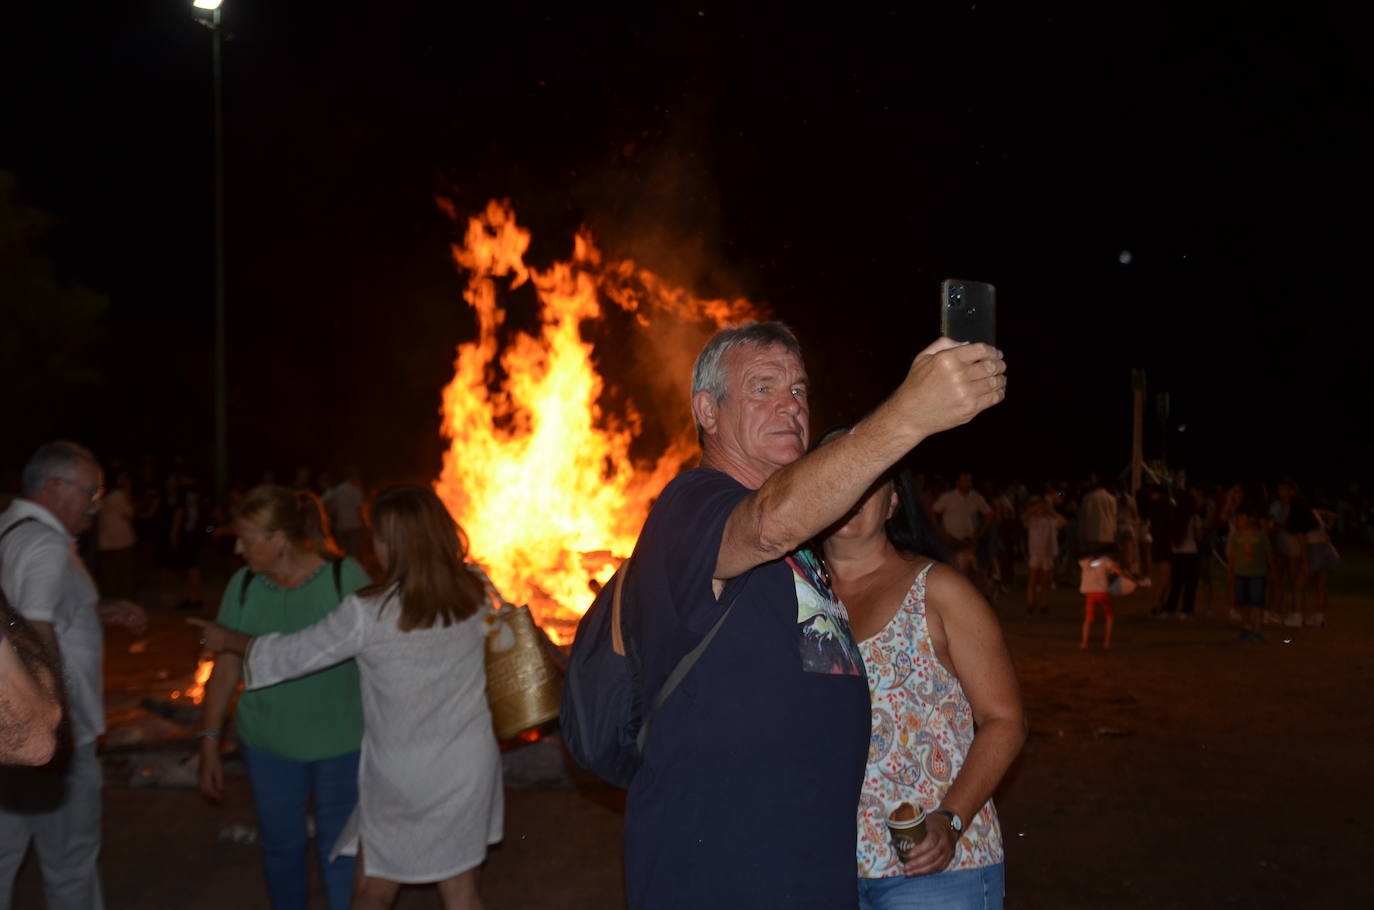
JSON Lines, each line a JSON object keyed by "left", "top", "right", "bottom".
{"left": 931, "top": 808, "right": 964, "bottom": 836}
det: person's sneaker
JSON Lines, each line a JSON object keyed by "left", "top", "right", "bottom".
{"left": 1304, "top": 612, "right": 1325, "bottom": 628}
{"left": 1177, "top": 612, "right": 1193, "bottom": 621}
{"left": 1283, "top": 612, "right": 1303, "bottom": 628}
{"left": 1263, "top": 610, "right": 1280, "bottom": 626}
{"left": 1228, "top": 608, "right": 1243, "bottom": 623}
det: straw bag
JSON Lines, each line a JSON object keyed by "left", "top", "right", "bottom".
{"left": 485, "top": 604, "right": 563, "bottom": 740}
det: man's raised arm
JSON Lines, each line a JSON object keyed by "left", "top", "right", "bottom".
{"left": 717, "top": 340, "right": 1006, "bottom": 581}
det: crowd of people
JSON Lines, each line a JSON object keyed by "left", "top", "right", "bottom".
{"left": 904, "top": 470, "right": 1353, "bottom": 647}
{"left": 1, "top": 319, "right": 1366, "bottom": 909}
{"left": 1, "top": 445, "right": 497, "bottom": 909}
{"left": 44, "top": 455, "right": 376, "bottom": 618}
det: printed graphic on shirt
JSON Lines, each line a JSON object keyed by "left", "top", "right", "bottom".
{"left": 787, "top": 550, "right": 865, "bottom": 677}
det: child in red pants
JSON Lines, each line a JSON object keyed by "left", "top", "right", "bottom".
{"left": 1079, "top": 544, "right": 1131, "bottom": 649}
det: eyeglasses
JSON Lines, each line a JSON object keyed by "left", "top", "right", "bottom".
{"left": 54, "top": 476, "right": 105, "bottom": 503}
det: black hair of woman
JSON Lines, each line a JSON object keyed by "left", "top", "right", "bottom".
{"left": 809, "top": 424, "right": 954, "bottom": 565}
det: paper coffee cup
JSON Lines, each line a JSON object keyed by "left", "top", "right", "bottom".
{"left": 886, "top": 803, "right": 926, "bottom": 861}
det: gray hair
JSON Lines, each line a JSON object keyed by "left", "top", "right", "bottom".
{"left": 690, "top": 321, "right": 803, "bottom": 411}
{"left": 20, "top": 441, "right": 99, "bottom": 496}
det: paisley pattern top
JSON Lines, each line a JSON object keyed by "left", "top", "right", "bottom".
{"left": 856, "top": 563, "right": 1004, "bottom": 876}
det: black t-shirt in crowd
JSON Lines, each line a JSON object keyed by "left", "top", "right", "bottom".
{"left": 623, "top": 468, "right": 870, "bottom": 909}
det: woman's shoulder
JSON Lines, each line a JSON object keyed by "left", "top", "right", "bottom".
{"left": 921, "top": 561, "right": 990, "bottom": 614}
{"left": 346, "top": 583, "right": 395, "bottom": 611}
{"left": 336, "top": 556, "right": 371, "bottom": 588}
{"left": 920, "top": 559, "right": 964, "bottom": 588}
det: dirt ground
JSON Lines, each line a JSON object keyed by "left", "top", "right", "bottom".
{"left": 9, "top": 558, "right": 1374, "bottom": 908}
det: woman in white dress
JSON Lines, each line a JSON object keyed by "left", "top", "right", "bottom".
{"left": 193, "top": 485, "right": 502, "bottom": 909}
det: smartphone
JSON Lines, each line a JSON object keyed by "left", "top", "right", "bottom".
{"left": 940, "top": 279, "right": 996, "bottom": 346}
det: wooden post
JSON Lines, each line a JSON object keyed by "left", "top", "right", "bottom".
{"left": 1130, "top": 369, "right": 1145, "bottom": 494}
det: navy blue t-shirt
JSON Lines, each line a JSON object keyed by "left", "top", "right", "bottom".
{"left": 623, "top": 468, "right": 871, "bottom": 909}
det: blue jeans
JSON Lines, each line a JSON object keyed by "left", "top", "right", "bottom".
{"left": 241, "top": 743, "right": 360, "bottom": 910}
{"left": 1234, "top": 575, "right": 1266, "bottom": 607}
{"left": 858, "top": 864, "right": 1005, "bottom": 910}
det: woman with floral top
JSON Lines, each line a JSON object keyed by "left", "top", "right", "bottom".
{"left": 816, "top": 437, "right": 1026, "bottom": 909}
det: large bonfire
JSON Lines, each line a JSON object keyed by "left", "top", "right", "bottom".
{"left": 433, "top": 200, "right": 758, "bottom": 643}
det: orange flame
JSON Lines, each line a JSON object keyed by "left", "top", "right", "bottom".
{"left": 185, "top": 657, "right": 215, "bottom": 704}
{"left": 434, "top": 200, "right": 757, "bottom": 643}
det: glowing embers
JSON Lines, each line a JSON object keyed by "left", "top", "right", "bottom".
{"left": 183, "top": 656, "right": 215, "bottom": 704}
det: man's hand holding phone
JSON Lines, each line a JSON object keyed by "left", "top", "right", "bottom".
{"left": 894, "top": 338, "right": 1006, "bottom": 441}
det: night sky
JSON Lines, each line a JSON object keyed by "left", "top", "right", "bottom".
{"left": 3, "top": 1, "right": 1369, "bottom": 490}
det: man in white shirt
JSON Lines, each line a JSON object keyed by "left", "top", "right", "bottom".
{"left": 1079, "top": 475, "right": 1118, "bottom": 551}
{"left": 0, "top": 442, "right": 146, "bottom": 910}
{"left": 932, "top": 472, "right": 992, "bottom": 575}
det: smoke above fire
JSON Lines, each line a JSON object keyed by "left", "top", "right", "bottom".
{"left": 433, "top": 198, "right": 761, "bottom": 642}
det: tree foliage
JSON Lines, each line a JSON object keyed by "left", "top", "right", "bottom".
{"left": 0, "top": 170, "right": 107, "bottom": 467}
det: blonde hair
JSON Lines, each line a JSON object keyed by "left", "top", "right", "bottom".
{"left": 234, "top": 485, "right": 343, "bottom": 560}
{"left": 360, "top": 485, "right": 484, "bottom": 632}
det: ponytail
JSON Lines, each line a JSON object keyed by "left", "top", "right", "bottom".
{"left": 296, "top": 489, "right": 344, "bottom": 560}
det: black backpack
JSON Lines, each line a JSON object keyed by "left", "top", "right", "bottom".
{"left": 559, "top": 556, "right": 747, "bottom": 788}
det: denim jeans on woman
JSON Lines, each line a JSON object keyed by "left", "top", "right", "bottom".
{"left": 857, "top": 864, "right": 1005, "bottom": 910}
{"left": 241, "top": 743, "right": 360, "bottom": 910}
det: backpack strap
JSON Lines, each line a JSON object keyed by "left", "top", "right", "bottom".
{"left": 610, "top": 558, "right": 631, "bottom": 657}
{"left": 239, "top": 570, "right": 256, "bottom": 606}
{"left": 0, "top": 518, "right": 39, "bottom": 581}
{"left": 0, "top": 517, "right": 37, "bottom": 547}
{"left": 633, "top": 573, "right": 749, "bottom": 754}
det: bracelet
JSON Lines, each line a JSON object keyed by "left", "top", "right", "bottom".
{"left": 195, "top": 729, "right": 222, "bottom": 740}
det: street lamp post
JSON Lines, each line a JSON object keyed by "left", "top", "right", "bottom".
{"left": 194, "top": 0, "right": 227, "bottom": 502}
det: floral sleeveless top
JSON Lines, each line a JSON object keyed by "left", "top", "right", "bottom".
{"left": 856, "top": 563, "right": 1005, "bottom": 877}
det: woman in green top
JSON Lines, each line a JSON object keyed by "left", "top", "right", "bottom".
{"left": 197, "top": 485, "right": 366, "bottom": 910}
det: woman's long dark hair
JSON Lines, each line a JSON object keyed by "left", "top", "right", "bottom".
{"left": 886, "top": 468, "right": 954, "bottom": 563}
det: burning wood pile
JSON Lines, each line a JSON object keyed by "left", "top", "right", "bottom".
{"left": 433, "top": 200, "right": 758, "bottom": 643}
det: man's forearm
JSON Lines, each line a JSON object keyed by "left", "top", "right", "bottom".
{"left": 722, "top": 397, "right": 928, "bottom": 576}
{"left": 716, "top": 340, "right": 1005, "bottom": 580}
